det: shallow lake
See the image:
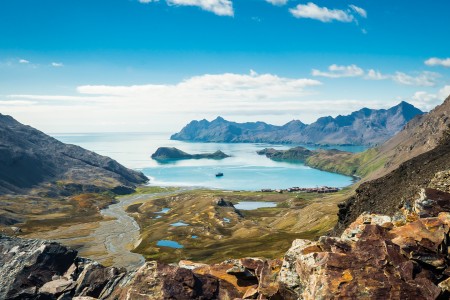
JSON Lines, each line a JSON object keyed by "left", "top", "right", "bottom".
{"left": 234, "top": 201, "right": 277, "bottom": 210}
{"left": 157, "top": 240, "right": 183, "bottom": 249}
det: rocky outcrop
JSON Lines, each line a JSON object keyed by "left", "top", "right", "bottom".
{"left": 171, "top": 102, "right": 423, "bottom": 146}
{"left": 0, "top": 113, "right": 148, "bottom": 196}
{"left": 0, "top": 234, "right": 77, "bottom": 299}
{"left": 276, "top": 208, "right": 450, "bottom": 299}
{"left": 151, "top": 147, "right": 230, "bottom": 161}
{"left": 191, "top": 257, "right": 283, "bottom": 299}
{"left": 0, "top": 234, "right": 240, "bottom": 300}
{"left": 214, "top": 198, "right": 244, "bottom": 218}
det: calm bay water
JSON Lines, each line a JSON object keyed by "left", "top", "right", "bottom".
{"left": 52, "top": 132, "right": 365, "bottom": 191}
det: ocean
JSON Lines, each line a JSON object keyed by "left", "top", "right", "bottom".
{"left": 52, "top": 132, "right": 365, "bottom": 191}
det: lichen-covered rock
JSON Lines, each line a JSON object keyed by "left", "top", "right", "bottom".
{"left": 278, "top": 239, "right": 315, "bottom": 298}
{"left": 429, "top": 170, "right": 450, "bottom": 193}
{"left": 296, "top": 224, "right": 442, "bottom": 299}
{"left": 340, "top": 213, "right": 392, "bottom": 241}
{"left": 415, "top": 188, "right": 450, "bottom": 218}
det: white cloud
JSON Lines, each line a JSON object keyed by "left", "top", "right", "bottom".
{"left": 313, "top": 65, "right": 440, "bottom": 87}
{"left": 266, "top": 0, "right": 288, "bottom": 6}
{"left": 409, "top": 85, "right": 450, "bottom": 111}
{"left": 365, "top": 69, "right": 389, "bottom": 80}
{"left": 0, "top": 100, "right": 36, "bottom": 106}
{"left": 425, "top": 57, "right": 450, "bottom": 68}
{"left": 312, "top": 64, "right": 364, "bottom": 78}
{"left": 2, "top": 71, "right": 327, "bottom": 131}
{"left": 19, "top": 59, "right": 30, "bottom": 64}
{"left": 392, "top": 71, "right": 439, "bottom": 87}
{"left": 139, "top": 0, "right": 159, "bottom": 3}
{"left": 51, "top": 62, "right": 64, "bottom": 67}
{"left": 77, "top": 71, "right": 322, "bottom": 99}
{"left": 166, "top": 0, "right": 233, "bottom": 16}
{"left": 349, "top": 4, "right": 367, "bottom": 18}
{"left": 289, "top": 2, "right": 354, "bottom": 23}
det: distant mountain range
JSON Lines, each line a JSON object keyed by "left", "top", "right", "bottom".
{"left": 0, "top": 113, "right": 148, "bottom": 195}
{"left": 171, "top": 101, "right": 423, "bottom": 146}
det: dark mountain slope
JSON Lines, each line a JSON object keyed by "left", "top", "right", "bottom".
{"left": 334, "top": 127, "right": 450, "bottom": 234}
{"left": 171, "top": 102, "right": 423, "bottom": 146}
{"left": 0, "top": 113, "right": 148, "bottom": 195}
{"left": 370, "top": 95, "right": 450, "bottom": 179}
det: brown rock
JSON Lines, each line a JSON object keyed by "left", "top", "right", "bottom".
{"left": 39, "top": 278, "right": 74, "bottom": 295}
{"left": 110, "top": 261, "right": 241, "bottom": 300}
{"left": 242, "top": 285, "right": 258, "bottom": 299}
{"left": 179, "top": 260, "right": 209, "bottom": 270}
{"left": 390, "top": 217, "right": 449, "bottom": 268}
{"left": 295, "top": 224, "right": 441, "bottom": 299}
{"left": 439, "top": 277, "right": 450, "bottom": 292}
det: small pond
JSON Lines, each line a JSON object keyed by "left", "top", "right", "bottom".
{"left": 170, "top": 221, "right": 189, "bottom": 227}
{"left": 234, "top": 201, "right": 277, "bottom": 210}
{"left": 157, "top": 240, "right": 184, "bottom": 249}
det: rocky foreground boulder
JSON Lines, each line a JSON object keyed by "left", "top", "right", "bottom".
{"left": 0, "top": 234, "right": 240, "bottom": 300}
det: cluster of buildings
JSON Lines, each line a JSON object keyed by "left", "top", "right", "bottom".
{"left": 261, "top": 186, "right": 340, "bottom": 194}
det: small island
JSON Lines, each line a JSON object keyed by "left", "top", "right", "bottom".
{"left": 257, "top": 146, "right": 313, "bottom": 161}
{"left": 151, "top": 147, "right": 230, "bottom": 161}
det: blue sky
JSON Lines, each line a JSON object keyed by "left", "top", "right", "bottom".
{"left": 1, "top": 0, "right": 449, "bottom": 132}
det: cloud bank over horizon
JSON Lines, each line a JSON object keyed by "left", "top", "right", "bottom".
{"left": 1, "top": 70, "right": 448, "bottom": 133}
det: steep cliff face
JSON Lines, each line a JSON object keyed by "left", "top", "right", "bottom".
{"left": 0, "top": 113, "right": 148, "bottom": 195}
{"left": 171, "top": 102, "right": 423, "bottom": 146}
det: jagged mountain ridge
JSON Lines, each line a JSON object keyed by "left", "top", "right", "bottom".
{"left": 171, "top": 101, "right": 423, "bottom": 146}
{"left": 0, "top": 113, "right": 148, "bottom": 195}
